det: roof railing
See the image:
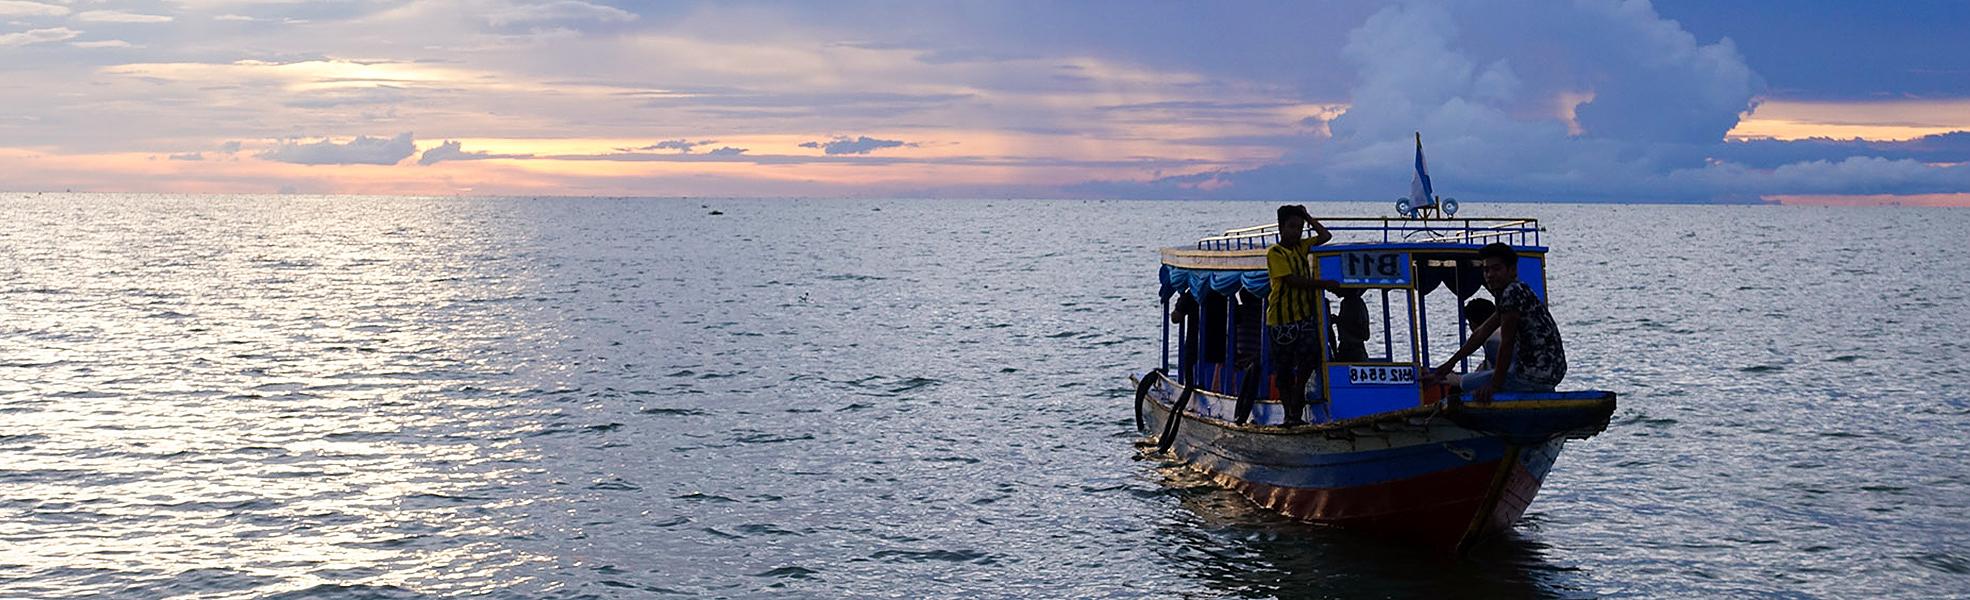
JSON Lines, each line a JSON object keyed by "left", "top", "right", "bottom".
{"left": 1194, "top": 217, "right": 1542, "bottom": 250}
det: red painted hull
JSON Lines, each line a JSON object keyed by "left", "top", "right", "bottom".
{"left": 1131, "top": 373, "right": 1600, "bottom": 551}
{"left": 1208, "top": 442, "right": 1559, "bottom": 550}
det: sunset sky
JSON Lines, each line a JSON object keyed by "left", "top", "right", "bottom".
{"left": 2, "top": 0, "right": 1967, "bottom": 203}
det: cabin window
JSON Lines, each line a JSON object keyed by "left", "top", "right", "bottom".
{"left": 1419, "top": 280, "right": 1497, "bottom": 373}
{"left": 1324, "top": 288, "right": 1413, "bottom": 364}
{"left": 1327, "top": 289, "right": 1373, "bottom": 362}
{"left": 1410, "top": 253, "right": 1543, "bottom": 372}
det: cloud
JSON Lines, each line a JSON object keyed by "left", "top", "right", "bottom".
{"left": 0, "top": 1, "right": 67, "bottom": 17}
{"left": 1648, "top": 156, "right": 1970, "bottom": 201}
{"left": 0, "top": 27, "right": 77, "bottom": 46}
{"left": 542, "top": 150, "right": 1205, "bottom": 171}
{"left": 1713, "top": 132, "right": 1970, "bottom": 169}
{"left": 619, "top": 139, "right": 716, "bottom": 153}
{"left": 417, "top": 140, "right": 532, "bottom": 165}
{"left": 643, "top": 91, "right": 975, "bottom": 118}
{"left": 168, "top": 152, "right": 204, "bottom": 161}
{"left": 0, "top": 0, "right": 1959, "bottom": 201}
{"left": 76, "top": 10, "right": 175, "bottom": 23}
{"left": 259, "top": 132, "right": 416, "bottom": 166}
{"left": 284, "top": 86, "right": 411, "bottom": 109}
{"left": 652, "top": 139, "right": 712, "bottom": 152}
{"left": 213, "top": 15, "right": 257, "bottom": 22}
{"left": 219, "top": 141, "right": 242, "bottom": 154}
{"left": 1096, "top": 100, "right": 1305, "bottom": 113}
{"left": 70, "top": 39, "right": 133, "bottom": 48}
{"left": 1077, "top": 0, "right": 1963, "bottom": 203}
{"left": 485, "top": 0, "right": 636, "bottom": 27}
{"left": 798, "top": 136, "right": 912, "bottom": 155}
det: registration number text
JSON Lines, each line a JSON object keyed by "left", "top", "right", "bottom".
{"left": 1348, "top": 365, "right": 1417, "bottom": 385}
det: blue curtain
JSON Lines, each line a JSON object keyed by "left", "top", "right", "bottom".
{"left": 1159, "top": 265, "right": 1270, "bottom": 300}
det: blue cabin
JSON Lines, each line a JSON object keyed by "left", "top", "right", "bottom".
{"left": 1157, "top": 218, "right": 1547, "bottom": 423}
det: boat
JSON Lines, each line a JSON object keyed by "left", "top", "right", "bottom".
{"left": 1130, "top": 215, "right": 1616, "bottom": 551}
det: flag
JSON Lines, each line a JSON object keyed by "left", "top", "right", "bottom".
{"left": 1410, "top": 132, "right": 1434, "bottom": 207}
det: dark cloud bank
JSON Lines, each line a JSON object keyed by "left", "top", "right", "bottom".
{"left": 1076, "top": 0, "right": 1970, "bottom": 203}
{"left": 800, "top": 136, "right": 912, "bottom": 155}
{"left": 620, "top": 139, "right": 718, "bottom": 153}
{"left": 261, "top": 133, "right": 416, "bottom": 166}
{"left": 418, "top": 140, "right": 533, "bottom": 165}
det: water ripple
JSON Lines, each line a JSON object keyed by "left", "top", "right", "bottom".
{"left": 2, "top": 197, "right": 1966, "bottom": 598}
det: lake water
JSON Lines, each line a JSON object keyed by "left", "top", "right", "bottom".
{"left": 2, "top": 195, "right": 1967, "bottom": 598}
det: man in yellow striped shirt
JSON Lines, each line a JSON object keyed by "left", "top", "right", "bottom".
{"left": 1267, "top": 205, "right": 1337, "bottom": 425}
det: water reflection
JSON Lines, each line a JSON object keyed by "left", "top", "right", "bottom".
{"left": 1147, "top": 462, "right": 1589, "bottom": 599}
{"left": 0, "top": 195, "right": 562, "bottom": 597}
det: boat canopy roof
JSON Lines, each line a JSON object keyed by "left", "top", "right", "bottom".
{"left": 1191, "top": 217, "right": 1544, "bottom": 252}
{"left": 1150, "top": 217, "right": 1552, "bottom": 273}
{"left": 1158, "top": 217, "right": 1549, "bottom": 301}
{"left": 1160, "top": 255, "right": 1512, "bottom": 302}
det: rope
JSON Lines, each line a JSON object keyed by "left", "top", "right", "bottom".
{"left": 1156, "top": 384, "right": 1198, "bottom": 454}
{"left": 1132, "top": 369, "right": 1165, "bottom": 432}
{"left": 1233, "top": 363, "right": 1261, "bottom": 424}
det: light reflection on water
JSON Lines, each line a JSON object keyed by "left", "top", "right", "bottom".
{"left": 2, "top": 195, "right": 559, "bottom": 597}
{"left": 1, "top": 194, "right": 1967, "bottom": 598}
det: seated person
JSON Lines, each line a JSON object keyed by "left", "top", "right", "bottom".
{"left": 1233, "top": 291, "right": 1264, "bottom": 372}
{"left": 1331, "top": 288, "right": 1370, "bottom": 362}
{"left": 1423, "top": 243, "right": 1568, "bottom": 403}
{"left": 1463, "top": 298, "right": 1498, "bottom": 370}
{"left": 1171, "top": 292, "right": 1199, "bottom": 383}
{"left": 1232, "top": 291, "right": 1266, "bottom": 402}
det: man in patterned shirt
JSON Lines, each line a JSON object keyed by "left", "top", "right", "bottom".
{"left": 1423, "top": 242, "right": 1567, "bottom": 404}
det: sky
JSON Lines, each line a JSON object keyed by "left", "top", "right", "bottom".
{"left": 2, "top": 0, "right": 1968, "bottom": 203}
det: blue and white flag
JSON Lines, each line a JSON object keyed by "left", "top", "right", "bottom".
{"left": 1410, "top": 132, "right": 1434, "bottom": 207}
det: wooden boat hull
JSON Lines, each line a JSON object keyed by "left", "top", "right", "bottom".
{"left": 1135, "top": 374, "right": 1601, "bottom": 550}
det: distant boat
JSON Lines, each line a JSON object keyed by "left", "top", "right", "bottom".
{"left": 1132, "top": 214, "right": 1615, "bottom": 551}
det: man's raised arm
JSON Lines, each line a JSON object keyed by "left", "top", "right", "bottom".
{"left": 1299, "top": 206, "right": 1333, "bottom": 246}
